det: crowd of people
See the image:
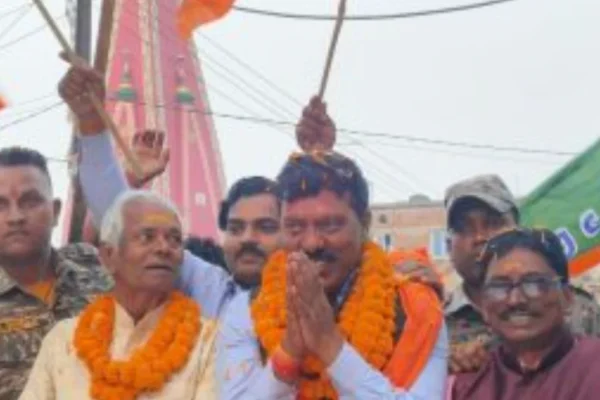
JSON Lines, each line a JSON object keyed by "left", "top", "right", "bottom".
{"left": 0, "top": 56, "right": 599, "bottom": 400}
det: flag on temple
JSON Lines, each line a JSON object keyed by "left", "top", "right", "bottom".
{"left": 0, "top": 94, "right": 6, "bottom": 111}
{"left": 520, "top": 138, "right": 600, "bottom": 277}
{"left": 177, "top": 0, "right": 235, "bottom": 39}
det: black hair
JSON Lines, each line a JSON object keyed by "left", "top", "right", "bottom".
{"left": 184, "top": 236, "right": 228, "bottom": 272}
{"left": 0, "top": 147, "right": 51, "bottom": 184}
{"left": 276, "top": 152, "right": 369, "bottom": 218}
{"left": 218, "top": 176, "right": 279, "bottom": 231}
{"left": 478, "top": 228, "right": 569, "bottom": 284}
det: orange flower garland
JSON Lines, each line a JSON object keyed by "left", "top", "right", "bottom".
{"left": 251, "top": 241, "right": 397, "bottom": 400}
{"left": 74, "top": 291, "right": 201, "bottom": 400}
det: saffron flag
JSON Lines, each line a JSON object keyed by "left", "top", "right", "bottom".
{"left": 177, "top": 0, "right": 235, "bottom": 39}
{"left": 0, "top": 94, "right": 6, "bottom": 111}
{"left": 520, "top": 138, "right": 600, "bottom": 277}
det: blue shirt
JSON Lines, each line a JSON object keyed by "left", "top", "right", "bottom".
{"left": 217, "top": 291, "right": 449, "bottom": 400}
{"left": 78, "top": 132, "right": 237, "bottom": 319}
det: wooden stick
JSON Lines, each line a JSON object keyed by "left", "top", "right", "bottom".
{"left": 318, "top": 0, "right": 348, "bottom": 99}
{"left": 31, "top": 0, "right": 143, "bottom": 178}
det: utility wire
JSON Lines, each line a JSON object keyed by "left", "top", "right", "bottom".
{"left": 0, "top": 94, "right": 574, "bottom": 167}
{"left": 339, "top": 128, "right": 575, "bottom": 156}
{"left": 197, "top": 32, "right": 305, "bottom": 108}
{"left": 346, "top": 138, "right": 563, "bottom": 165}
{"left": 118, "top": 3, "right": 296, "bottom": 142}
{"left": 137, "top": 7, "right": 430, "bottom": 194}
{"left": 0, "top": 14, "right": 66, "bottom": 54}
{"left": 0, "top": 4, "right": 29, "bottom": 22}
{"left": 2, "top": 93, "right": 57, "bottom": 108}
{"left": 232, "top": 0, "right": 519, "bottom": 21}
{"left": 97, "top": 1, "right": 561, "bottom": 197}
{"left": 0, "top": 3, "right": 32, "bottom": 42}
{"left": 106, "top": 4, "right": 413, "bottom": 197}
{"left": 0, "top": 101, "right": 64, "bottom": 132}
{"left": 193, "top": 37, "right": 575, "bottom": 158}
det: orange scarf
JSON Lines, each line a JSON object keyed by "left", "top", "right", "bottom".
{"left": 384, "top": 249, "right": 444, "bottom": 388}
{"left": 386, "top": 248, "right": 443, "bottom": 387}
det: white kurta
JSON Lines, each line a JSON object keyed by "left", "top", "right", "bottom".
{"left": 19, "top": 302, "right": 218, "bottom": 400}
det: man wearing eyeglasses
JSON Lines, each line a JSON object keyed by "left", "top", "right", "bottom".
{"left": 443, "top": 175, "right": 600, "bottom": 374}
{"left": 450, "top": 229, "right": 600, "bottom": 399}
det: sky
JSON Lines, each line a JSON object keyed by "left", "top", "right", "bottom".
{"left": 0, "top": 0, "right": 599, "bottom": 244}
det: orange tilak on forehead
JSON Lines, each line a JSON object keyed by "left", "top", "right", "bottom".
{"left": 141, "top": 212, "right": 177, "bottom": 226}
{"left": 495, "top": 258, "right": 526, "bottom": 274}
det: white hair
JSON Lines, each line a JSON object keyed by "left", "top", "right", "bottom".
{"left": 100, "top": 190, "right": 182, "bottom": 246}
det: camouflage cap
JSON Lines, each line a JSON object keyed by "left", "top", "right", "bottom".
{"left": 444, "top": 174, "right": 518, "bottom": 227}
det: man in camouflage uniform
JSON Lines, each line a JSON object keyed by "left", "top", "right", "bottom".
{"left": 0, "top": 147, "right": 113, "bottom": 400}
{"left": 444, "top": 174, "right": 600, "bottom": 373}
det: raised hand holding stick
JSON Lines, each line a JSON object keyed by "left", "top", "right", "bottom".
{"left": 32, "top": 0, "right": 142, "bottom": 178}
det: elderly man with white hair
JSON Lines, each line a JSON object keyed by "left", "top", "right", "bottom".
{"left": 19, "top": 191, "right": 217, "bottom": 400}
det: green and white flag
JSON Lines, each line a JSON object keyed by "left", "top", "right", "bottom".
{"left": 520, "top": 139, "right": 600, "bottom": 277}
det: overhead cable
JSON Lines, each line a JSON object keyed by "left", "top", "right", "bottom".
{"left": 232, "top": 0, "right": 519, "bottom": 21}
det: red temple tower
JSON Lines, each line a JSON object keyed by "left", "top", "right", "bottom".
{"left": 63, "top": 0, "right": 226, "bottom": 240}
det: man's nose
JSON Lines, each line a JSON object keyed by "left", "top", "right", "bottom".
{"left": 7, "top": 205, "right": 25, "bottom": 224}
{"left": 506, "top": 285, "right": 527, "bottom": 306}
{"left": 299, "top": 228, "right": 324, "bottom": 253}
{"left": 241, "top": 226, "right": 259, "bottom": 243}
{"left": 154, "top": 236, "right": 176, "bottom": 255}
{"left": 473, "top": 227, "right": 490, "bottom": 244}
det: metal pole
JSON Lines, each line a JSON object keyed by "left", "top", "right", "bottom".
{"left": 66, "top": 0, "right": 92, "bottom": 244}
{"left": 74, "top": 0, "right": 92, "bottom": 61}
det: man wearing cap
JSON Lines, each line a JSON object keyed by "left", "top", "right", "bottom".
{"left": 444, "top": 174, "right": 600, "bottom": 374}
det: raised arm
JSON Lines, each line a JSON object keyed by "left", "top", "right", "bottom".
{"left": 59, "top": 57, "right": 231, "bottom": 319}
{"left": 78, "top": 128, "right": 170, "bottom": 227}
{"left": 79, "top": 131, "right": 129, "bottom": 226}
{"left": 216, "top": 291, "right": 296, "bottom": 400}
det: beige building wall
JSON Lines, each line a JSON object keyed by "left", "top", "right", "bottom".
{"left": 370, "top": 195, "right": 460, "bottom": 292}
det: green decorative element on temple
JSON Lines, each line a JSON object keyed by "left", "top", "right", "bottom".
{"left": 175, "top": 55, "right": 195, "bottom": 104}
{"left": 115, "top": 54, "right": 136, "bottom": 103}
{"left": 176, "top": 85, "right": 195, "bottom": 104}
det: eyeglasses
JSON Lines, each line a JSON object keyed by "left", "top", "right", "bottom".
{"left": 482, "top": 275, "right": 564, "bottom": 301}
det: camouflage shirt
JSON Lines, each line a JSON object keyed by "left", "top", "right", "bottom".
{"left": 0, "top": 243, "right": 112, "bottom": 400}
{"left": 445, "top": 283, "right": 600, "bottom": 349}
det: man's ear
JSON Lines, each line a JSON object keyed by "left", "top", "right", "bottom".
{"left": 481, "top": 306, "right": 490, "bottom": 324}
{"left": 52, "top": 199, "right": 62, "bottom": 227}
{"left": 561, "top": 285, "right": 575, "bottom": 311}
{"left": 361, "top": 210, "right": 372, "bottom": 240}
{"left": 98, "top": 242, "right": 117, "bottom": 274}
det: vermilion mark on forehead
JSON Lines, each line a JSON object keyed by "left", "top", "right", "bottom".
{"left": 497, "top": 260, "right": 525, "bottom": 274}
{"left": 141, "top": 212, "right": 177, "bottom": 226}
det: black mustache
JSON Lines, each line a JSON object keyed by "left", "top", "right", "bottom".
{"left": 235, "top": 243, "right": 266, "bottom": 260}
{"left": 306, "top": 248, "right": 337, "bottom": 263}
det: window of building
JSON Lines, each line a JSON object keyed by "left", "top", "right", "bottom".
{"left": 378, "top": 233, "right": 393, "bottom": 251}
{"left": 429, "top": 229, "right": 449, "bottom": 259}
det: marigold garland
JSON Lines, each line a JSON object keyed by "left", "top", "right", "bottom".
{"left": 74, "top": 291, "right": 201, "bottom": 400}
{"left": 251, "top": 241, "right": 397, "bottom": 400}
